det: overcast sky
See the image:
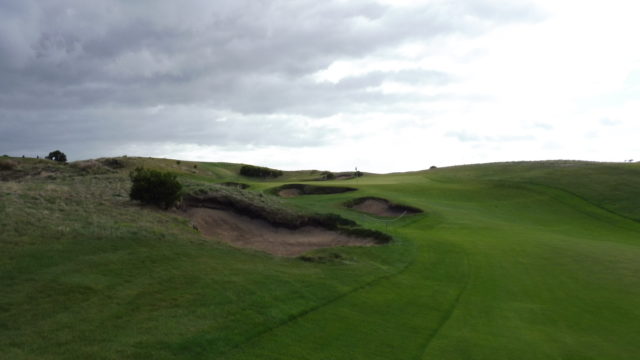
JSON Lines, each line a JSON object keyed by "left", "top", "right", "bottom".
{"left": 1, "top": 0, "right": 639, "bottom": 172}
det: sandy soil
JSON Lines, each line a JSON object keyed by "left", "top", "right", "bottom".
{"left": 184, "top": 208, "right": 375, "bottom": 256}
{"left": 352, "top": 199, "right": 410, "bottom": 217}
{"left": 278, "top": 188, "right": 302, "bottom": 198}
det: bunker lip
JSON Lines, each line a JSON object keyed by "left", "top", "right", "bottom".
{"left": 344, "top": 197, "right": 423, "bottom": 217}
{"left": 218, "top": 182, "right": 250, "bottom": 189}
{"left": 180, "top": 193, "right": 391, "bottom": 256}
{"left": 183, "top": 207, "right": 376, "bottom": 257}
{"left": 272, "top": 184, "right": 357, "bottom": 198}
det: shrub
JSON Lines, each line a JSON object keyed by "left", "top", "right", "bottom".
{"left": 101, "top": 158, "right": 125, "bottom": 169}
{"left": 240, "top": 164, "right": 283, "bottom": 178}
{"left": 45, "top": 150, "right": 67, "bottom": 163}
{"left": 0, "top": 159, "right": 17, "bottom": 171}
{"left": 129, "top": 167, "right": 182, "bottom": 209}
{"left": 321, "top": 171, "right": 335, "bottom": 180}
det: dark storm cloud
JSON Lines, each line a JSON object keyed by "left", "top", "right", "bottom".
{"left": 0, "top": 0, "right": 541, "bottom": 158}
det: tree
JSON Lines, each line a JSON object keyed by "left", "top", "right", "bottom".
{"left": 129, "top": 167, "right": 182, "bottom": 209}
{"left": 46, "top": 150, "right": 67, "bottom": 163}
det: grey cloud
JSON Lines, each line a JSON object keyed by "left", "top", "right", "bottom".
{"left": 0, "top": 107, "right": 334, "bottom": 160}
{"left": 1, "top": 0, "right": 540, "bottom": 111}
{"left": 0, "top": 0, "right": 542, "bottom": 157}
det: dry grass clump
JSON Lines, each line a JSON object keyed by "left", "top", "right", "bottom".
{"left": 0, "top": 159, "right": 18, "bottom": 171}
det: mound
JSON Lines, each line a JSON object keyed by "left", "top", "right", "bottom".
{"left": 185, "top": 208, "right": 375, "bottom": 256}
{"left": 218, "top": 182, "right": 250, "bottom": 189}
{"left": 279, "top": 188, "right": 302, "bottom": 198}
{"left": 345, "top": 197, "right": 422, "bottom": 217}
{"left": 273, "top": 184, "right": 357, "bottom": 198}
{"left": 181, "top": 188, "right": 391, "bottom": 256}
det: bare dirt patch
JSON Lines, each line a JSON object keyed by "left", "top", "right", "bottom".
{"left": 184, "top": 207, "right": 375, "bottom": 256}
{"left": 278, "top": 188, "right": 302, "bottom": 198}
{"left": 346, "top": 197, "right": 422, "bottom": 217}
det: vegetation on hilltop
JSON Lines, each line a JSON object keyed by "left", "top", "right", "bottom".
{"left": 240, "top": 164, "right": 283, "bottom": 178}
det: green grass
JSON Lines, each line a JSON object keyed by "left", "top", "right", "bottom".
{"left": 1, "top": 157, "right": 639, "bottom": 359}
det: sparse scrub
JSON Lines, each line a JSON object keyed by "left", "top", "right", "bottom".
{"left": 0, "top": 159, "right": 18, "bottom": 171}
{"left": 240, "top": 164, "right": 283, "bottom": 178}
{"left": 321, "top": 171, "right": 335, "bottom": 180}
{"left": 101, "top": 158, "right": 125, "bottom": 169}
{"left": 129, "top": 167, "right": 182, "bottom": 209}
{"left": 72, "top": 160, "right": 112, "bottom": 175}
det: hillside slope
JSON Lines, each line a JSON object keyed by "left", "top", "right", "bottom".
{"left": 1, "top": 157, "right": 639, "bottom": 359}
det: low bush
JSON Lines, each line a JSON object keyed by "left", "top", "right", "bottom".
{"left": 321, "top": 171, "right": 335, "bottom": 180}
{"left": 129, "top": 167, "right": 182, "bottom": 209}
{"left": 101, "top": 158, "right": 125, "bottom": 169}
{"left": 240, "top": 164, "right": 283, "bottom": 178}
{"left": 0, "top": 159, "right": 18, "bottom": 171}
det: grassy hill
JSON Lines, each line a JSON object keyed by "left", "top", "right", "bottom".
{"left": 1, "top": 157, "right": 639, "bottom": 359}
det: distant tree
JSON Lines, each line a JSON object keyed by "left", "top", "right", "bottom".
{"left": 430, "top": 165, "right": 437, "bottom": 169}
{"left": 46, "top": 150, "right": 67, "bottom": 163}
{"left": 129, "top": 167, "right": 182, "bottom": 209}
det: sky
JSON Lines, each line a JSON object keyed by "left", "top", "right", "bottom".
{"left": 1, "top": 0, "right": 639, "bottom": 173}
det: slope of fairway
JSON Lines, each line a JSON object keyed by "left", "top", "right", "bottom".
{"left": 1, "top": 158, "right": 639, "bottom": 359}
{"left": 426, "top": 160, "right": 640, "bottom": 221}
{"left": 219, "top": 177, "right": 640, "bottom": 359}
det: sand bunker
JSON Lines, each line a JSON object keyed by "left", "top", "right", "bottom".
{"left": 275, "top": 184, "right": 357, "bottom": 198}
{"left": 184, "top": 208, "right": 375, "bottom": 256}
{"left": 346, "top": 197, "right": 422, "bottom": 217}
{"left": 278, "top": 188, "right": 302, "bottom": 198}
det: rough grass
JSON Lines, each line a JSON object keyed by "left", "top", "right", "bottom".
{"left": 1, "top": 157, "right": 640, "bottom": 359}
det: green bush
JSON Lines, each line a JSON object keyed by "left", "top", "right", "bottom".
{"left": 45, "top": 150, "right": 67, "bottom": 163}
{"left": 240, "top": 164, "right": 283, "bottom": 178}
{"left": 129, "top": 167, "right": 182, "bottom": 209}
{"left": 321, "top": 171, "right": 335, "bottom": 180}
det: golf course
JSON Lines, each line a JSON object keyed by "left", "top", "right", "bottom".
{"left": 1, "top": 157, "right": 639, "bottom": 359}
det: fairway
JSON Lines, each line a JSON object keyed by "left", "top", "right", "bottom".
{"left": 1, "top": 159, "right": 639, "bottom": 359}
